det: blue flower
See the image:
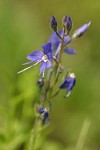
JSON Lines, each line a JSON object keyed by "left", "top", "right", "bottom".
{"left": 49, "top": 30, "right": 75, "bottom": 55}
{"left": 18, "top": 42, "right": 52, "bottom": 74}
{"left": 72, "top": 22, "right": 91, "bottom": 38}
{"left": 59, "top": 73, "right": 76, "bottom": 97}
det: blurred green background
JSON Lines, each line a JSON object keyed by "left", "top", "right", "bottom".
{"left": 0, "top": 0, "right": 100, "bottom": 150}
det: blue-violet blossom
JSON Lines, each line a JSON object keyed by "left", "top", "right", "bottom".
{"left": 18, "top": 42, "right": 52, "bottom": 74}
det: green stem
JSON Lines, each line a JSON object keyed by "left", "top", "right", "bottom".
{"left": 51, "top": 88, "right": 60, "bottom": 98}
{"left": 28, "top": 116, "right": 43, "bottom": 150}
{"left": 28, "top": 118, "right": 39, "bottom": 150}
{"left": 58, "top": 29, "right": 65, "bottom": 64}
{"left": 43, "top": 67, "right": 54, "bottom": 102}
{"left": 56, "top": 31, "right": 62, "bottom": 40}
{"left": 45, "top": 30, "right": 65, "bottom": 101}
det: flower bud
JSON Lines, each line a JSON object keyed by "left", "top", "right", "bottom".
{"left": 38, "top": 106, "right": 45, "bottom": 114}
{"left": 64, "top": 47, "right": 76, "bottom": 55}
{"left": 72, "top": 21, "right": 91, "bottom": 39}
{"left": 59, "top": 73, "right": 76, "bottom": 97}
{"left": 63, "top": 16, "right": 67, "bottom": 27}
{"left": 50, "top": 16, "right": 57, "bottom": 32}
{"left": 37, "top": 106, "right": 49, "bottom": 125}
{"left": 42, "top": 109, "right": 49, "bottom": 125}
{"left": 37, "top": 78, "right": 44, "bottom": 89}
{"left": 63, "top": 16, "right": 72, "bottom": 32}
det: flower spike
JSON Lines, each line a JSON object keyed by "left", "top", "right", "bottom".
{"left": 18, "top": 16, "right": 91, "bottom": 125}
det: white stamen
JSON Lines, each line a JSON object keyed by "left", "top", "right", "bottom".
{"left": 17, "top": 61, "right": 42, "bottom": 74}
{"left": 22, "top": 61, "right": 32, "bottom": 65}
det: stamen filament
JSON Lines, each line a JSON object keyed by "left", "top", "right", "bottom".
{"left": 18, "top": 61, "right": 42, "bottom": 74}
{"left": 22, "top": 61, "right": 32, "bottom": 65}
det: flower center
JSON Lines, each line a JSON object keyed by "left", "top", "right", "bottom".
{"left": 42, "top": 55, "right": 48, "bottom": 62}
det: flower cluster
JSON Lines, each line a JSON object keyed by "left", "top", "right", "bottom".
{"left": 18, "top": 16, "right": 91, "bottom": 125}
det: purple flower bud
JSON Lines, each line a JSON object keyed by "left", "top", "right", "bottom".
{"left": 42, "top": 110, "right": 49, "bottom": 125}
{"left": 50, "top": 16, "right": 57, "bottom": 32}
{"left": 63, "top": 16, "right": 72, "bottom": 32}
{"left": 64, "top": 48, "right": 76, "bottom": 55}
{"left": 37, "top": 107, "right": 50, "bottom": 125}
{"left": 37, "top": 78, "right": 44, "bottom": 89}
{"left": 72, "top": 22, "right": 91, "bottom": 38}
{"left": 38, "top": 107, "right": 45, "bottom": 114}
{"left": 59, "top": 73, "right": 76, "bottom": 97}
{"left": 63, "top": 16, "right": 67, "bottom": 24}
{"left": 66, "top": 16, "right": 72, "bottom": 32}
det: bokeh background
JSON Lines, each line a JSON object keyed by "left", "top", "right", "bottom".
{"left": 0, "top": 0, "right": 100, "bottom": 150}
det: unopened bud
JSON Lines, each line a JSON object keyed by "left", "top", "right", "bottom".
{"left": 37, "top": 78, "right": 44, "bottom": 88}
{"left": 59, "top": 73, "right": 76, "bottom": 97}
{"left": 50, "top": 16, "right": 57, "bottom": 32}
{"left": 63, "top": 16, "right": 72, "bottom": 32}
{"left": 72, "top": 22, "right": 91, "bottom": 39}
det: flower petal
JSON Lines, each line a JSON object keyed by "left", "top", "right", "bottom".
{"left": 27, "top": 50, "right": 43, "bottom": 62}
{"left": 64, "top": 48, "right": 76, "bottom": 55}
{"left": 59, "top": 79, "right": 69, "bottom": 89}
{"left": 40, "top": 61, "right": 51, "bottom": 74}
{"left": 49, "top": 30, "right": 62, "bottom": 49}
{"left": 46, "top": 61, "right": 51, "bottom": 69}
{"left": 64, "top": 35, "right": 71, "bottom": 45}
{"left": 67, "top": 78, "right": 76, "bottom": 92}
{"left": 49, "top": 30, "right": 71, "bottom": 51}
{"left": 42, "top": 43, "right": 52, "bottom": 61}
{"left": 59, "top": 73, "right": 76, "bottom": 93}
{"left": 40, "top": 62, "right": 46, "bottom": 74}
